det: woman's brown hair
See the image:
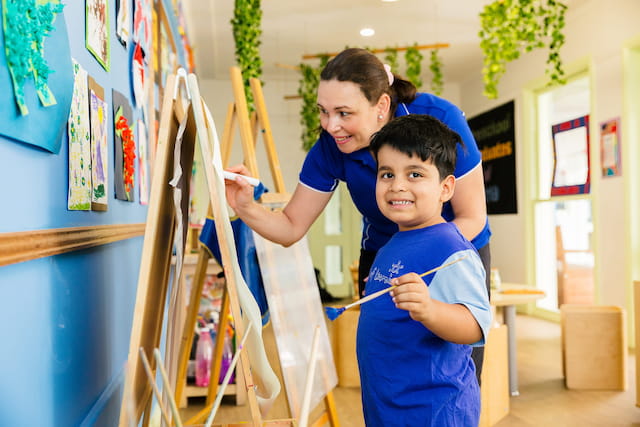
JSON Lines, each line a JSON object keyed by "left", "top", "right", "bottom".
{"left": 320, "top": 48, "right": 417, "bottom": 114}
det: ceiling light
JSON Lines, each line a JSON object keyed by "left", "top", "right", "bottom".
{"left": 360, "top": 28, "right": 375, "bottom": 37}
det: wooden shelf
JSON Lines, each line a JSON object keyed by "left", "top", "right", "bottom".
{"left": 183, "top": 382, "right": 237, "bottom": 399}
{"left": 177, "top": 253, "right": 246, "bottom": 408}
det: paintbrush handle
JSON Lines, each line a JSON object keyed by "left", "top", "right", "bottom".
{"left": 346, "top": 255, "right": 468, "bottom": 310}
{"left": 418, "top": 255, "right": 467, "bottom": 278}
{"left": 344, "top": 285, "right": 395, "bottom": 310}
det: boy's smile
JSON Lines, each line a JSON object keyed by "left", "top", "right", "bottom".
{"left": 375, "top": 146, "right": 455, "bottom": 231}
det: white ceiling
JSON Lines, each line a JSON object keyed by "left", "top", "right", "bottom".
{"left": 182, "top": 0, "right": 496, "bottom": 84}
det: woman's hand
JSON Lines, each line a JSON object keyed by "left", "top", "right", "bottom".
{"left": 224, "top": 164, "right": 256, "bottom": 212}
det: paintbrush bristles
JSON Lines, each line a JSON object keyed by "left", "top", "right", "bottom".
{"left": 324, "top": 306, "right": 345, "bottom": 321}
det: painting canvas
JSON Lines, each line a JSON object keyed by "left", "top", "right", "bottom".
{"left": 86, "top": 0, "right": 110, "bottom": 70}
{"left": 88, "top": 78, "right": 108, "bottom": 210}
{"left": 67, "top": 60, "right": 91, "bottom": 210}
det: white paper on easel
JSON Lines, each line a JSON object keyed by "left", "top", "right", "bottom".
{"left": 195, "top": 86, "right": 281, "bottom": 412}
{"left": 253, "top": 233, "right": 338, "bottom": 419}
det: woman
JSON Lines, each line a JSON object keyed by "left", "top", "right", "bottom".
{"left": 225, "top": 47, "right": 491, "bottom": 380}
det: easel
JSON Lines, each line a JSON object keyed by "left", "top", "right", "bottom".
{"left": 120, "top": 69, "right": 287, "bottom": 426}
{"left": 175, "top": 66, "right": 339, "bottom": 426}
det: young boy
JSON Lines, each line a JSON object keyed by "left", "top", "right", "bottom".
{"left": 357, "top": 114, "right": 491, "bottom": 426}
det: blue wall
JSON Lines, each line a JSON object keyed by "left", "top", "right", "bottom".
{"left": 0, "top": 1, "right": 187, "bottom": 425}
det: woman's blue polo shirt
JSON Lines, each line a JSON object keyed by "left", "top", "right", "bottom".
{"left": 299, "top": 92, "right": 492, "bottom": 252}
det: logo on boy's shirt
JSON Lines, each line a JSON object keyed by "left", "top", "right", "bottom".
{"left": 389, "top": 260, "right": 403, "bottom": 276}
{"left": 370, "top": 260, "right": 404, "bottom": 285}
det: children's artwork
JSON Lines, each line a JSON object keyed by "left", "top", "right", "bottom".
{"left": 133, "top": 0, "right": 152, "bottom": 56}
{"left": 137, "top": 118, "right": 149, "bottom": 205}
{"left": 2, "top": 0, "right": 64, "bottom": 115}
{"left": 551, "top": 115, "right": 591, "bottom": 196}
{"left": 176, "top": 2, "right": 195, "bottom": 72}
{"left": 159, "top": 23, "right": 171, "bottom": 89}
{"left": 86, "top": 0, "right": 110, "bottom": 70}
{"left": 131, "top": 42, "right": 146, "bottom": 109}
{"left": 112, "top": 90, "right": 136, "bottom": 202}
{"left": 0, "top": 0, "right": 73, "bottom": 153}
{"left": 88, "top": 77, "right": 108, "bottom": 210}
{"left": 600, "top": 118, "right": 622, "bottom": 178}
{"left": 67, "top": 60, "right": 92, "bottom": 210}
{"left": 115, "top": 0, "right": 130, "bottom": 46}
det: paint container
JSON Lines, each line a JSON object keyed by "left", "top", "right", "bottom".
{"left": 195, "top": 327, "right": 213, "bottom": 387}
{"left": 219, "top": 332, "right": 235, "bottom": 384}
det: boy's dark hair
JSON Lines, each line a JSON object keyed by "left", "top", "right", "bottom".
{"left": 320, "top": 48, "right": 417, "bottom": 115}
{"left": 369, "top": 114, "right": 463, "bottom": 179}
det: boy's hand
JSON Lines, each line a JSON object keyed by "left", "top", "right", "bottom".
{"left": 390, "top": 272, "right": 433, "bottom": 323}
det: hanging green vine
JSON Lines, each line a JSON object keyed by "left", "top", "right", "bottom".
{"left": 230, "top": 0, "right": 262, "bottom": 111}
{"left": 299, "top": 55, "right": 329, "bottom": 152}
{"left": 404, "top": 44, "right": 423, "bottom": 89}
{"left": 383, "top": 47, "right": 400, "bottom": 74}
{"left": 429, "top": 49, "right": 444, "bottom": 96}
{"left": 479, "top": 0, "right": 567, "bottom": 99}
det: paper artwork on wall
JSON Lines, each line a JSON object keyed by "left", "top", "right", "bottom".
{"left": 67, "top": 59, "right": 91, "bottom": 210}
{"left": 2, "top": 0, "right": 64, "bottom": 115}
{"left": 112, "top": 90, "right": 136, "bottom": 202}
{"left": 133, "top": 0, "right": 152, "bottom": 57}
{"left": 159, "top": 23, "right": 171, "bottom": 89}
{"left": 0, "top": 0, "right": 73, "bottom": 153}
{"left": 131, "top": 42, "right": 146, "bottom": 110}
{"left": 551, "top": 115, "right": 591, "bottom": 196}
{"left": 86, "top": 0, "right": 110, "bottom": 71}
{"left": 600, "top": 118, "right": 622, "bottom": 178}
{"left": 115, "top": 0, "right": 130, "bottom": 46}
{"left": 137, "top": 118, "right": 149, "bottom": 205}
{"left": 88, "top": 77, "right": 108, "bottom": 210}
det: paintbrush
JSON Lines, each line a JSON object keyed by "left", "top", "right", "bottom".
{"left": 324, "top": 255, "right": 468, "bottom": 321}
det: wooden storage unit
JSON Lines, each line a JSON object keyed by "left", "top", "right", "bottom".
{"left": 479, "top": 323, "right": 510, "bottom": 427}
{"left": 177, "top": 253, "right": 246, "bottom": 408}
{"left": 329, "top": 305, "right": 361, "bottom": 388}
{"left": 634, "top": 281, "right": 640, "bottom": 407}
{"left": 561, "top": 304, "right": 627, "bottom": 390}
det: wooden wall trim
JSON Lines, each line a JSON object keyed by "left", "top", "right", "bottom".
{"left": 0, "top": 223, "right": 145, "bottom": 267}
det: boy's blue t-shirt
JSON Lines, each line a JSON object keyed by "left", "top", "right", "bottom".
{"left": 299, "top": 92, "right": 491, "bottom": 252}
{"left": 356, "top": 222, "right": 491, "bottom": 426}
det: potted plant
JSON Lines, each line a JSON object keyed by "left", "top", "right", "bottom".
{"left": 479, "top": 0, "right": 568, "bottom": 99}
{"left": 230, "top": 0, "right": 262, "bottom": 110}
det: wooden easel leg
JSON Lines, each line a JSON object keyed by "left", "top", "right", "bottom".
{"left": 207, "top": 290, "right": 231, "bottom": 405}
{"left": 183, "top": 285, "right": 233, "bottom": 426}
{"left": 322, "top": 391, "right": 340, "bottom": 427}
{"left": 175, "top": 243, "right": 213, "bottom": 407}
{"left": 221, "top": 103, "right": 236, "bottom": 168}
{"left": 249, "top": 77, "right": 286, "bottom": 193}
